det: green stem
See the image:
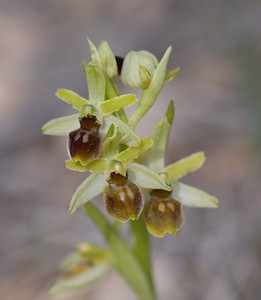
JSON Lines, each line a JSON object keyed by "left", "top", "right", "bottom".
{"left": 117, "top": 108, "right": 128, "bottom": 123}
{"left": 105, "top": 76, "right": 128, "bottom": 123}
{"left": 83, "top": 203, "right": 156, "bottom": 300}
{"left": 131, "top": 215, "right": 155, "bottom": 293}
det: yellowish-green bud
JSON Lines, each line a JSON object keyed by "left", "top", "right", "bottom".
{"left": 121, "top": 50, "right": 158, "bottom": 89}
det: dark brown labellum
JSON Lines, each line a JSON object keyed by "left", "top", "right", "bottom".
{"left": 68, "top": 116, "right": 103, "bottom": 165}
{"left": 104, "top": 173, "right": 143, "bottom": 222}
{"left": 144, "top": 189, "right": 185, "bottom": 237}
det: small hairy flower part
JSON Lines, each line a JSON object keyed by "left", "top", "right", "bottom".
{"left": 79, "top": 115, "right": 100, "bottom": 130}
{"left": 144, "top": 189, "right": 185, "bottom": 237}
{"left": 104, "top": 173, "right": 143, "bottom": 222}
{"left": 68, "top": 116, "right": 103, "bottom": 165}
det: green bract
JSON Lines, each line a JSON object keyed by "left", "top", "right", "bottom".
{"left": 42, "top": 39, "right": 218, "bottom": 300}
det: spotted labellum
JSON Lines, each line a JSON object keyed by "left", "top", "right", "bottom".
{"left": 68, "top": 115, "right": 103, "bottom": 165}
{"left": 104, "top": 171, "right": 143, "bottom": 222}
{"left": 144, "top": 189, "right": 185, "bottom": 237}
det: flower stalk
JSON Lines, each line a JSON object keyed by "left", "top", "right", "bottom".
{"left": 42, "top": 39, "right": 218, "bottom": 299}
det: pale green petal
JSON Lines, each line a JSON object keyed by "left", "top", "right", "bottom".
{"left": 49, "top": 264, "right": 109, "bottom": 299}
{"left": 115, "top": 137, "right": 153, "bottom": 164}
{"left": 147, "top": 101, "right": 174, "bottom": 172}
{"left": 163, "top": 152, "right": 205, "bottom": 181}
{"left": 128, "top": 163, "right": 171, "bottom": 191}
{"left": 171, "top": 181, "right": 219, "bottom": 208}
{"left": 99, "top": 94, "right": 137, "bottom": 116}
{"left": 98, "top": 40, "right": 118, "bottom": 78}
{"left": 55, "top": 89, "right": 89, "bottom": 110}
{"left": 128, "top": 46, "right": 172, "bottom": 128}
{"left": 87, "top": 39, "right": 103, "bottom": 68}
{"left": 82, "top": 62, "right": 105, "bottom": 105}
{"left": 66, "top": 158, "right": 107, "bottom": 173}
{"left": 165, "top": 67, "right": 180, "bottom": 83}
{"left": 104, "top": 115, "right": 140, "bottom": 147}
{"left": 42, "top": 113, "right": 79, "bottom": 136}
{"left": 69, "top": 173, "right": 106, "bottom": 214}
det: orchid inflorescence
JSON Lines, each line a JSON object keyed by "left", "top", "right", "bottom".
{"left": 42, "top": 39, "right": 218, "bottom": 299}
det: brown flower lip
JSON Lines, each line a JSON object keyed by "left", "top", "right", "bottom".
{"left": 144, "top": 189, "right": 185, "bottom": 237}
{"left": 104, "top": 172, "right": 143, "bottom": 222}
{"left": 68, "top": 116, "right": 103, "bottom": 165}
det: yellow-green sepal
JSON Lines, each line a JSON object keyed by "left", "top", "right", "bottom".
{"left": 41, "top": 113, "right": 79, "bottom": 136}
{"left": 165, "top": 67, "right": 180, "bottom": 83}
{"left": 128, "top": 163, "right": 171, "bottom": 191}
{"left": 87, "top": 38, "right": 103, "bottom": 68}
{"left": 171, "top": 181, "right": 219, "bottom": 208}
{"left": 82, "top": 62, "right": 105, "bottom": 105}
{"left": 98, "top": 40, "right": 118, "bottom": 78}
{"left": 55, "top": 89, "right": 90, "bottom": 110}
{"left": 98, "top": 94, "right": 137, "bottom": 116}
{"left": 147, "top": 100, "right": 174, "bottom": 172}
{"left": 115, "top": 137, "right": 153, "bottom": 164}
{"left": 163, "top": 152, "right": 205, "bottom": 182}
{"left": 66, "top": 158, "right": 107, "bottom": 173}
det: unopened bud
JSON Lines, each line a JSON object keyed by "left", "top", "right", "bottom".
{"left": 121, "top": 50, "right": 158, "bottom": 89}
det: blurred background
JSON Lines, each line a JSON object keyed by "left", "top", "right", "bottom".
{"left": 1, "top": 0, "right": 261, "bottom": 299}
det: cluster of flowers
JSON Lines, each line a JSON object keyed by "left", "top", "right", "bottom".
{"left": 42, "top": 39, "right": 218, "bottom": 238}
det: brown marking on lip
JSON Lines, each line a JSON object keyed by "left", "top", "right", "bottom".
{"left": 144, "top": 191, "right": 185, "bottom": 237}
{"left": 104, "top": 181, "right": 143, "bottom": 222}
{"left": 68, "top": 125, "right": 103, "bottom": 165}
